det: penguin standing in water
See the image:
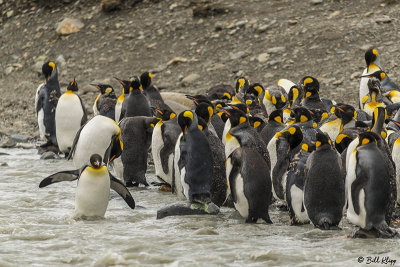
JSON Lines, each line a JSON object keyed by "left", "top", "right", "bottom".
{"left": 120, "top": 76, "right": 152, "bottom": 120}
{"left": 67, "top": 115, "right": 123, "bottom": 169}
{"left": 346, "top": 132, "right": 398, "bottom": 238}
{"left": 91, "top": 84, "right": 117, "bottom": 120}
{"left": 114, "top": 77, "right": 132, "bottom": 122}
{"left": 303, "top": 133, "right": 345, "bottom": 230}
{"left": 225, "top": 109, "right": 273, "bottom": 223}
{"left": 39, "top": 154, "right": 135, "bottom": 219}
{"left": 119, "top": 116, "right": 159, "bottom": 187}
{"left": 55, "top": 79, "right": 87, "bottom": 156}
{"left": 35, "top": 61, "right": 61, "bottom": 147}
{"left": 286, "top": 143, "right": 314, "bottom": 225}
{"left": 176, "top": 110, "right": 213, "bottom": 204}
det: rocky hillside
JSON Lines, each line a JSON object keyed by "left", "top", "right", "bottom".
{"left": 0, "top": 0, "right": 399, "bottom": 138}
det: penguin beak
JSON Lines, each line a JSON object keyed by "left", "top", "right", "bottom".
{"left": 94, "top": 160, "right": 101, "bottom": 167}
{"left": 114, "top": 77, "right": 125, "bottom": 86}
{"left": 184, "top": 125, "right": 188, "bottom": 135}
{"left": 90, "top": 84, "right": 101, "bottom": 90}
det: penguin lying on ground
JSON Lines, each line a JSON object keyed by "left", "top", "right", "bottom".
{"left": 35, "top": 61, "right": 61, "bottom": 148}
{"left": 55, "top": 79, "right": 87, "bottom": 157}
{"left": 39, "top": 154, "right": 135, "bottom": 219}
{"left": 119, "top": 116, "right": 160, "bottom": 187}
{"left": 67, "top": 115, "right": 123, "bottom": 169}
{"left": 304, "top": 133, "right": 345, "bottom": 230}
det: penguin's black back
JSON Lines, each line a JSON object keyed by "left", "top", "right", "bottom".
{"left": 260, "top": 121, "right": 285, "bottom": 146}
{"left": 123, "top": 91, "right": 152, "bottom": 118}
{"left": 304, "top": 145, "right": 345, "bottom": 228}
{"left": 210, "top": 114, "right": 225, "bottom": 140}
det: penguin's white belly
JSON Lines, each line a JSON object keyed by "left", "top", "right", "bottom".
{"left": 72, "top": 116, "right": 119, "bottom": 168}
{"left": 392, "top": 139, "right": 400, "bottom": 203}
{"left": 267, "top": 137, "right": 279, "bottom": 199}
{"left": 38, "top": 109, "right": 46, "bottom": 140}
{"left": 359, "top": 69, "right": 368, "bottom": 107}
{"left": 233, "top": 174, "right": 249, "bottom": 219}
{"left": 346, "top": 149, "right": 367, "bottom": 228}
{"left": 222, "top": 120, "right": 231, "bottom": 146}
{"left": 319, "top": 119, "right": 341, "bottom": 141}
{"left": 174, "top": 135, "right": 185, "bottom": 200}
{"left": 111, "top": 157, "right": 124, "bottom": 180}
{"left": 290, "top": 184, "right": 309, "bottom": 223}
{"left": 56, "top": 93, "right": 84, "bottom": 153}
{"left": 180, "top": 167, "right": 189, "bottom": 200}
{"left": 74, "top": 167, "right": 110, "bottom": 218}
{"left": 263, "top": 99, "right": 275, "bottom": 116}
{"left": 115, "top": 101, "right": 122, "bottom": 122}
{"left": 152, "top": 124, "right": 173, "bottom": 185}
{"left": 225, "top": 136, "right": 240, "bottom": 161}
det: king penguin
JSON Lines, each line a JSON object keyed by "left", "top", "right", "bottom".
{"left": 120, "top": 76, "right": 152, "bottom": 120}
{"left": 176, "top": 110, "right": 214, "bottom": 204}
{"left": 346, "top": 132, "right": 398, "bottom": 238}
{"left": 300, "top": 76, "right": 326, "bottom": 112}
{"left": 35, "top": 61, "right": 61, "bottom": 147}
{"left": 39, "top": 154, "right": 135, "bottom": 219}
{"left": 303, "top": 133, "right": 345, "bottom": 230}
{"left": 91, "top": 84, "right": 117, "bottom": 120}
{"left": 114, "top": 77, "right": 132, "bottom": 122}
{"left": 67, "top": 115, "right": 123, "bottom": 169}
{"left": 225, "top": 112, "right": 273, "bottom": 223}
{"left": 55, "top": 79, "right": 87, "bottom": 156}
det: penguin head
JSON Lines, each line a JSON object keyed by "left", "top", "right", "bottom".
{"left": 361, "top": 70, "right": 386, "bottom": 82}
{"left": 89, "top": 154, "right": 103, "bottom": 169}
{"left": 301, "top": 142, "right": 316, "bottom": 153}
{"left": 195, "top": 102, "right": 214, "bottom": 125}
{"left": 367, "top": 77, "right": 381, "bottom": 96}
{"left": 335, "top": 133, "right": 354, "bottom": 154}
{"left": 315, "top": 132, "right": 332, "bottom": 149}
{"left": 185, "top": 94, "right": 211, "bottom": 106}
{"left": 268, "top": 109, "right": 284, "bottom": 124}
{"left": 248, "top": 116, "right": 265, "bottom": 131}
{"left": 214, "top": 100, "right": 227, "bottom": 112}
{"left": 178, "top": 110, "right": 197, "bottom": 135}
{"left": 67, "top": 78, "right": 78, "bottom": 92}
{"left": 275, "top": 125, "right": 303, "bottom": 150}
{"left": 129, "top": 76, "right": 142, "bottom": 93}
{"left": 264, "top": 87, "right": 287, "bottom": 110}
{"left": 221, "top": 92, "right": 232, "bottom": 101}
{"left": 246, "top": 83, "right": 265, "bottom": 98}
{"left": 91, "top": 84, "right": 115, "bottom": 95}
{"left": 106, "top": 131, "right": 123, "bottom": 163}
{"left": 288, "top": 85, "right": 302, "bottom": 107}
{"left": 244, "top": 94, "right": 260, "bottom": 109}
{"left": 235, "top": 77, "right": 250, "bottom": 95}
{"left": 357, "top": 132, "right": 379, "bottom": 147}
{"left": 291, "top": 107, "right": 313, "bottom": 123}
{"left": 140, "top": 72, "right": 153, "bottom": 89}
{"left": 114, "top": 77, "right": 132, "bottom": 95}
{"left": 42, "top": 61, "right": 56, "bottom": 81}
{"left": 365, "top": 48, "right": 379, "bottom": 67}
{"left": 152, "top": 107, "right": 176, "bottom": 121}
{"left": 224, "top": 108, "right": 248, "bottom": 128}
{"left": 301, "top": 76, "right": 319, "bottom": 97}
{"left": 332, "top": 103, "right": 356, "bottom": 123}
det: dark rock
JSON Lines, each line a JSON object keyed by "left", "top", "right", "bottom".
{"left": 40, "top": 151, "right": 60, "bottom": 160}
{"left": 0, "top": 137, "right": 16, "bottom": 148}
{"left": 192, "top": 4, "right": 229, "bottom": 18}
{"left": 156, "top": 201, "right": 219, "bottom": 219}
{"left": 101, "top": 0, "right": 122, "bottom": 12}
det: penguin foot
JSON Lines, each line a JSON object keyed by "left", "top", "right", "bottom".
{"left": 151, "top": 181, "right": 171, "bottom": 187}
{"left": 350, "top": 227, "right": 400, "bottom": 239}
{"left": 158, "top": 185, "right": 172, "bottom": 192}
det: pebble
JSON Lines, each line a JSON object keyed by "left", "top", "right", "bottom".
{"left": 376, "top": 16, "right": 392, "bottom": 24}
{"left": 0, "top": 137, "right": 16, "bottom": 148}
{"left": 206, "top": 63, "right": 226, "bottom": 72}
{"left": 235, "top": 20, "right": 247, "bottom": 28}
{"left": 5, "top": 66, "right": 13, "bottom": 75}
{"left": 192, "top": 228, "right": 219, "bottom": 235}
{"left": 40, "top": 152, "right": 60, "bottom": 160}
{"left": 311, "top": 0, "right": 323, "bottom": 4}
{"left": 10, "top": 134, "right": 29, "bottom": 143}
{"left": 166, "top": 57, "right": 188, "bottom": 67}
{"left": 56, "top": 55, "right": 66, "bottom": 68}
{"left": 56, "top": 18, "right": 84, "bottom": 35}
{"left": 16, "top": 143, "right": 36, "bottom": 149}
{"left": 267, "top": 47, "right": 285, "bottom": 54}
{"left": 351, "top": 71, "right": 362, "bottom": 80}
{"left": 257, "top": 53, "right": 270, "bottom": 63}
{"left": 181, "top": 73, "right": 200, "bottom": 86}
{"left": 0, "top": 162, "right": 8, "bottom": 167}
{"left": 6, "top": 10, "right": 14, "bottom": 18}
{"left": 230, "top": 51, "right": 245, "bottom": 60}
{"left": 288, "top": 20, "right": 298, "bottom": 25}
{"left": 101, "top": 0, "right": 121, "bottom": 12}
{"left": 214, "top": 21, "right": 224, "bottom": 31}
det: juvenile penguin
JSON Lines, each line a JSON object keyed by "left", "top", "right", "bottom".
{"left": 35, "top": 61, "right": 61, "bottom": 147}
{"left": 67, "top": 115, "right": 123, "bottom": 169}
{"left": 286, "top": 143, "right": 314, "bottom": 225}
{"left": 120, "top": 76, "right": 152, "bottom": 120}
{"left": 39, "top": 154, "right": 135, "bottom": 219}
{"left": 346, "top": 132, "right": 398, "bottom": 238}
{"left": 55, "top": 79, "right": 87, "bottom": 156}
{"left": 119, "top": 116, "right": 160, "bottom": 187}
{"left": 303, "top": 133, "right": 345, "bottom": 230}
{"left": 114, "top": 77, "right": 132, "bottom": 122}
{"left": 226, "top": 121, "right": 273, "bottom": 223}
{"left": 91, "top": 84, "right": 117, "bottom": 120}
{"left": 176, "top": 110, "right": 214, "bottom": 204}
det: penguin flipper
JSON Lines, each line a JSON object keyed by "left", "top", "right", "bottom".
{"left": 352, "top": 155, "right": 369, "bottom": 215}
{"left": 39, "top": 170, "right": 80, "bottom": 188}
{"left": 67, "top": 123, "right": 86, "bottom": 160}
{"left": 109, "top": 173, "right": 135, "bottom": 209}
{"left": 78, "top": 95, "right": 87, "bottom": 126}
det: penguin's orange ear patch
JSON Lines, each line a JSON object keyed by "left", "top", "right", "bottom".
{"left": 239, "top": 116, "right": 246, "bottom": 125}
{"left": 361, "top": 138, "right": 370, "bottom": 145}
{"left": 303, "top": 77, "right": 313, "bottom": 86}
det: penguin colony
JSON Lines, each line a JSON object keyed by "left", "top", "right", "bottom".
{"left": 36, "top": 48, "right": 400, "bottom": 238}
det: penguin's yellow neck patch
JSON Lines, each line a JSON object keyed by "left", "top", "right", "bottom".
{"left": 65, "top": 90, "right": 74, "bottom": 95}
{"left": 395, "top": 137, "right": 400, "bottom": 146}
{"left": 87, "top": 166, "right": 107, "bottom": 174}
{"left": 335, "top": 134, "right": 349, "bottom": 144}
{"left": 118, "top": 94, "right": 125, "bottom": 102}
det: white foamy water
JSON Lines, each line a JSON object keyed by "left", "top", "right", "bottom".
{"left": 1, "top": 148, "right": 400, "bottom": 266}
